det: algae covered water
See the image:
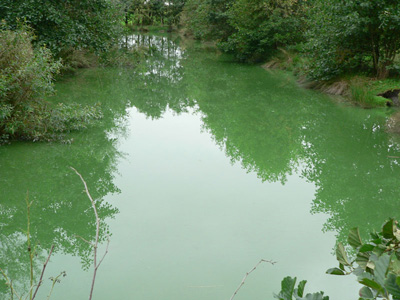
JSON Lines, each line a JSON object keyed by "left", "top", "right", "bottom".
{"left": 1, "top": 34, "right": 399, "bottom": 299}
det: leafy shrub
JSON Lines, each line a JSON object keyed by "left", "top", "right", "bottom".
{"left": 274, "top": 276, "right": 329, "bottom": 300}
{"left": 0, "top": 25, "right": 101, "bottom": 143}
{"left": 327, "top": 219, "right": 400, "bottom": 299}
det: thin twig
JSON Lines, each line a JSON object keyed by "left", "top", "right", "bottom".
{"left": 230, "top": 259, "right": 276, "bottom": 300}
{"left": 388, "top": 156, "right": 400, "bottom": 158}
{"left": 31, "top": 245, "right": 55, "bottom": 300}
{"left": 97, "top": 237, "right": 110, "bottom": 268}
{"left": 47, "top": 272, "right": 66, "bottom": 300}
{"left": 74, "top": 235, "right": 94, "bottom": 247}
{"left": 70, "top": 167, "right": 109, "bottom": 300}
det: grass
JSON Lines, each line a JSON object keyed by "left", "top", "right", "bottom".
{"left": 349, "top": 77, "right": 390, "bottom": 107}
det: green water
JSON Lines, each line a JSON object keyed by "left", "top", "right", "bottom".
{"left": 1, "top": 34, "right": 400, "bottom": 299}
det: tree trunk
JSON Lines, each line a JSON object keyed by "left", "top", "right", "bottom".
{"left": 377, "top": 61, "right": 390, "bottom": 79}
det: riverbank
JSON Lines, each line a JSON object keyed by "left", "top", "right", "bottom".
{"left": 262, "top": 50, "right": 400, "bottom": 108}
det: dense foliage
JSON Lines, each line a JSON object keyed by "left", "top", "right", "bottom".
{"left": 0, "top": 0, "right": 121, "bottom": 56}
{"left": 181, "top": 0, "right": 233, "bottom": 40}
{"left": 125, "top": 0, "right": 185, "bottom": 29}
{"left": 182, "top": 0, "right": 400, "bottom": 79}
{"left": 307, "top": 0, "right": 400, "bottom": 80}
{"left": 0, "top": 26, "right": 101, "bottom": 143}
{"left": 327, "top": 219, "right": 400, "bottom": 300}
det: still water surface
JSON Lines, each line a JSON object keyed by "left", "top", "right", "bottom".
{"left": 1, "top": 34, "right": 400, "bottom": 299}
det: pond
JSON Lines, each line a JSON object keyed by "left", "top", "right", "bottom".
{"left": 1, "top": 34, "right": 400, "bottom": 299}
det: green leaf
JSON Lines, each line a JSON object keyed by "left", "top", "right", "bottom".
{"left": 278, "top": 276, "right": 297, "bottom": 300}
{"left": 359, "top": 286, "right": 374, "bottom": 299}
{"left": 326, "top": 268, "right": 345, "bottom": 275}
{"left": 348, "top": 227, "right": 363, "bottom": 249}
{"left": 358, "top": 278, "right": 384, "bottom": 295}
{"left": 359, "top": 244, "right": 375, "bottom": 253}
{"left": 373, "top": 254, "right": 391, "bottom": 286}
{"left": 336, "top": 243, "right": 351, "bottom": 266}
{"left": 385, "top": 273, "right": 400, "bottom": 298}
{"left": 391, "top": 257, "right": 400, "bottom": 276}
{"left": 356, "top": 252, "right": 370, "bottom": 270}
{"left": 383, "top": 219, "right": 395, "bottom": 239}
{"left": 296, "top": 280, "right": 307, "bottom": 298}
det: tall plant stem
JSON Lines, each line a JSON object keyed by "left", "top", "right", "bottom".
{"left": 71, "top": 167, "right": 109, "bottom": 300}
{"left": 25, "top": 193, "right": 34, "bottom": 300}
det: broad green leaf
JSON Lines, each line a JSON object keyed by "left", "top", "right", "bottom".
{"left": 326, "top": 268, "right": 345, "bottom": 275}
{"left": 336, "top": 243, "right": 351, "bottom": 266}
{"left": 383, "top": 219, "right": 395, "bottom": 239}
{"left": 348, "top": 227, "right": 363, "bottom": 249}
{"left": 279, "top": 276, "right": 297, "bottom": 300}
{"left": 385, "top": 273, "right": 400, "bottom": 298}
{"left": 391, "top": 257, "right": 400, "bottom": 276}
{"left": 359, "top": 286, "right": 374, "bottom": 299}
{"left": 370, "top": 232, "right": 380, "bottom": 240}
{"left": 356, "top": 252, "right": 370, "bottom": 270}
{"left": 339, "top": 263, "right": 345, "bottom": 271}
{"left": 359, "top": 244, "right": 374, "bottom": 253}
{"left": 358, "top": 278, "right": 384, "bottom": 295}
{"left": 296, "top": 280, "right": 307, "bottom": 298}
{"left": 374, "top": 254, "right": 391, "bottom": 286}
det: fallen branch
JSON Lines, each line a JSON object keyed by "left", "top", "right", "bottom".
{"left": 230, "top": 259, "right": 276, "bottom": 300}
{"left": 71, "top": 167, "right": 109, "bottom": 300}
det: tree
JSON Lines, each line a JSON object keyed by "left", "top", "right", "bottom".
{"left": 181, "top": 0, "right": 234, "bottom": 40}
{"left": 307, "top": 0, "right": 400, "bottom": 80}
{"left": 0, "top": 0, "right": 122, "bottom": 56}
{"left": 220, "top": 0, "right": 307, "bottom": 62}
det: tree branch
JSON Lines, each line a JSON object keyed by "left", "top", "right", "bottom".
{"left": 229, "top": 259, "right": 276, "bottom": 300}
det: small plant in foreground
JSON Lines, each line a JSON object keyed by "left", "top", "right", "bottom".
{"left": 273, "top": 276, "right": 329, "bottom": 300}
{"left": 327, "top": 219, "right": 400, "bottom": 299}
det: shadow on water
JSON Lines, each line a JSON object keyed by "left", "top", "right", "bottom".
{"left": 1, "top": 33, "right": 400, "bottom": 296}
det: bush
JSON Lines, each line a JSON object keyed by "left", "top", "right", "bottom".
{"left": 0, "top": 25, "right": 101, "bottom": 143}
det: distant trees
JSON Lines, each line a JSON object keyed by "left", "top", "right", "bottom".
{"left": 182, "top": 0, "right": 400, "bottom": 79}
{"left": 219, "top": 0, "right": 307, "bottom": 62}
{"left": 126, "top": 0, "right": 185, "bottom": 29}
{"left": 181, "top": 0, "right": 233, "bottom": 40}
